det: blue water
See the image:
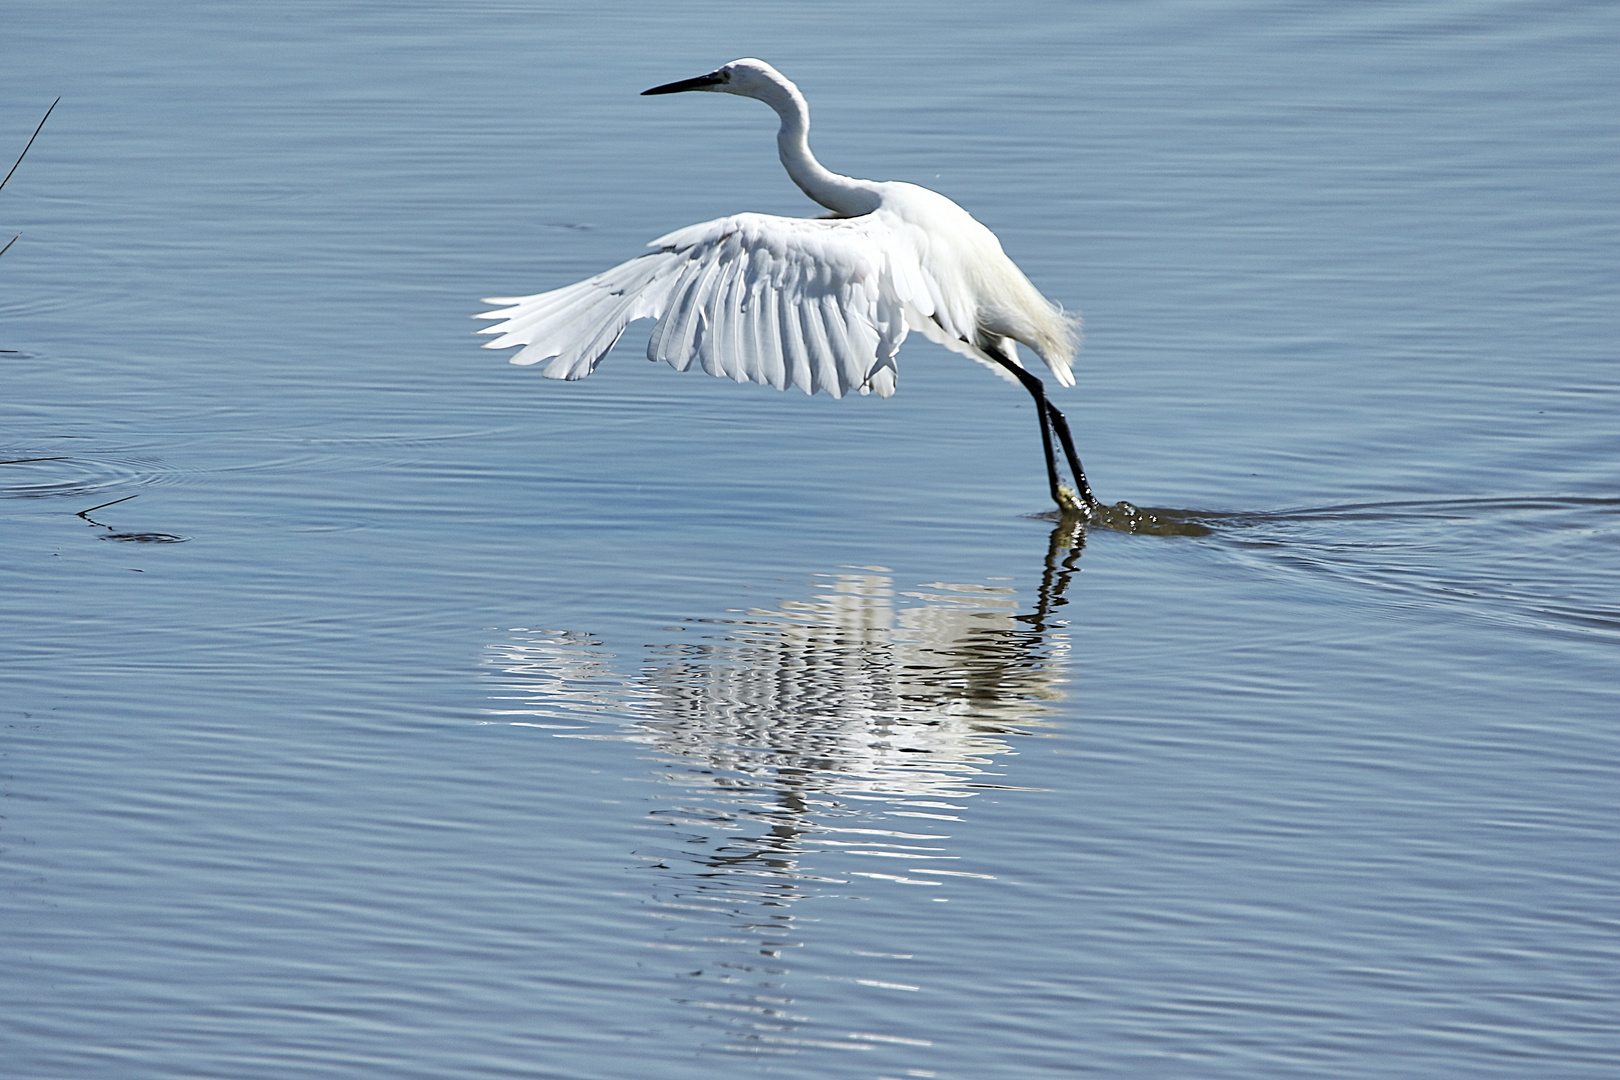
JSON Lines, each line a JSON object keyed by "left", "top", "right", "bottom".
{"left": 4, "top": 2, "right": 1617, "bottom": 1078}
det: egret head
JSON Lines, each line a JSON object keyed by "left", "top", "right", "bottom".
{"left": 642, "top": 58, "right": 790, "bottom": 100}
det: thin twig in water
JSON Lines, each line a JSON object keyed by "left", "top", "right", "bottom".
{"left": 78, "top": 493, "right": 139, "bottom": 518}
{"left": 0, "top": 97, "right": 59, "bottom": 196}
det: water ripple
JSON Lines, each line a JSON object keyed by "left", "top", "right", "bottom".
{"left": 1208, "top": 496, "right": 1620, "bottom": 640}
{"left": 0, "top": 446, "right": 181, "bottom": 500}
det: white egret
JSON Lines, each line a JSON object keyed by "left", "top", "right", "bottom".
{"left": 477, "top": 58, "right": 1099, "bottom": 515}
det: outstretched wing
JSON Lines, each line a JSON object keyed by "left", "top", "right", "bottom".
{"left": 477, "top": 212, "right": 916, "bottom": 398}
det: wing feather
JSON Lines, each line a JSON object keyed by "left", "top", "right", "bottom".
{"left": 778, "top": 276, "right": 813, "bottom": 394}
{"left": 819, "top": 293, "right": 852, "bottom": 392}
{"left": 753, "top": 269, "right": 788, "bottom": 391}
{"left": 709, "top": 256, "right": 747, "bottom": 382}
{"left": 478, "top": 211, "right": 929, "bottom": 398}
{"left": 796, "top": 294, "right": 831, "bottom": 397}
{"left": 652, "top": 247, "right": 724, "bottom": 373}
{"left": 477, "top": 250, "right": 682, "bottom": 379}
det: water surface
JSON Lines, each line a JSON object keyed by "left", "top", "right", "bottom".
{"left": 3, "top": 2, "right": 1617, "bottom": 1078}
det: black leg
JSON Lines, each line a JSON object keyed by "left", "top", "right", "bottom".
{"left": 1042, "top": 401, "right": 1100, "bottom": 512}
{"left": 1031, "top": 381, "right": 1063, "bottom": 509}
{"left": 987, "top": 348, "right": 1096, "bottom": 516}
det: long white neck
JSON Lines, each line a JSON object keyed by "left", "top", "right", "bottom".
{"left": 753, "top": 76, "right": 881, "bottom": 217}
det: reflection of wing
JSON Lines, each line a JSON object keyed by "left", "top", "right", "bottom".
{"left": 477, "top": 213, "right": 918, "bottom": 398}
{"left": 485, "top": 570, "right": 1070, "bottom": 800}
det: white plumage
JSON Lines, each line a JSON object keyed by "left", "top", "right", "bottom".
{"left": 477, "top": 58, "right": 1098, "bottom": 513}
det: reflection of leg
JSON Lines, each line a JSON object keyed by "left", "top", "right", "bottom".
{"left": 1024, "top": 517, "right": 1086, "bottom": 632}
{"left": 987, "top": 349, "right": 1081, "bottom": 514}
{"left": 1043, "top": 402, "right": 1100, "bottom": 512}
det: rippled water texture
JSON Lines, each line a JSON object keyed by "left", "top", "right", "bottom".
{"left": 3, "top": 2, "right": 1617, "bottom": 1079}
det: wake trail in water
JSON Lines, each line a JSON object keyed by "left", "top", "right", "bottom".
{"left": 1121, "top": 495, "right": 1620, "bottom": 643}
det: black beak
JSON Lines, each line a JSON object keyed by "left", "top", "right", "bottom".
{"left": 641, "top": 70, "right": 727, "bottom": 96}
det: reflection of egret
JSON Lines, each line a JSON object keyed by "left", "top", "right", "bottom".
{"left": 477, "top": 58, "right": 1098, "bottom": 515}
{"left": 483, "top": 526, "right": 1084, "bottom": 1061}
{"left": 488, "top": 524, "right": 1083, "bottom": 813}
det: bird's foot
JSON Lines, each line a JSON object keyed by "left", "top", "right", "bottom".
{"left": 1054, "top": 484, "right": 1092, "bottom": 518}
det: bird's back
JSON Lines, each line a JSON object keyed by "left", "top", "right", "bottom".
{"left": 870, "top": 181, "right": 1079, "bottom": 385}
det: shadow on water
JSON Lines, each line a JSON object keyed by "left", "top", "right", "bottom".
{"left": 484, "top": 523, "right": 1087, "bottom": 1061}
{"left": 75, "top": 494, "right": 188, "bottom": 543}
